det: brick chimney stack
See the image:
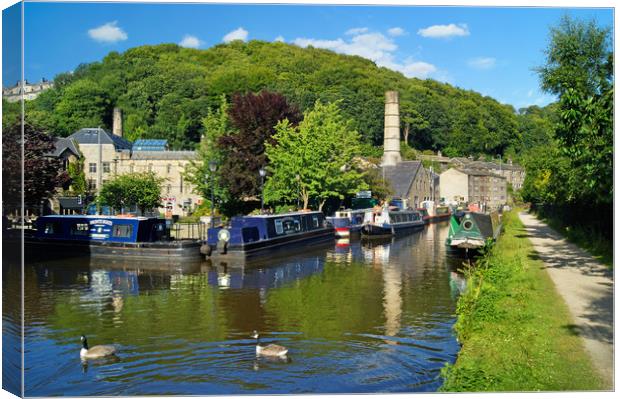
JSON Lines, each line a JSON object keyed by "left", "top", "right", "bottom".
{"left": 112, "top": 107, "right": 123, "bottom": 137}
{"left": 381, "top": 91, "right": 402, "bottom": 167}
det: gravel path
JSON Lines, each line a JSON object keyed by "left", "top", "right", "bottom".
{"left": 518, "top": 211, "right": 614, "bottom": 389}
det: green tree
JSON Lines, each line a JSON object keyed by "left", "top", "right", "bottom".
{"left": 264, "top": 101, "right": 368, "bottom": 211}
{"left": 98, "top": 172, "right": 163, "bottom": 214}
{"left": 54, "top": 79, "right": 112, "bottom": 136}
{"left": 536, "top": 16, "right": 613, "bottom": 205}
{"left": 183, "top": 95, "right": 231, "bottom": 211}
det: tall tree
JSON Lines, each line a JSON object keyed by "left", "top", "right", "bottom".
{"left": 264, "top": 101, "right": 367, "bottom": 211}
{"left": 536, "top": 16, "right": 613, "bottom": 205}
{"left": 2, "top": 120, "right": 71, "bottom": 212}
{"left": 217, "top": 90, "right": 302, "bottom": 201}
{"left": 184, "top": 95, "right": 232, "bottom": 210}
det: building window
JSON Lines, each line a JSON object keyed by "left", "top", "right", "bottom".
{"left": 103, "top": 162, "right": 110, "bottom": 173}
{"left": 180, "top": 175, "right": 183, "bottom": 193}
{"left": 167, "top": 185, "right": 171, "bottom": 194}
{"left": 167, "top": 164, "right": 172, "bottom": 174}
{"left": 89, "top": 163, "right": 96, "bottom": 173}
{"left": 88, "top": 179, "right": 96, "bottom": 190}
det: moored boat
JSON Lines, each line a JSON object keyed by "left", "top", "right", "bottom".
{"left": 419, "top": 200, "right": 452, "bottom": 223}
{"left": 203, "top": 211, "right": 334, "bottom": 259}
{"left": 25, "top": 215, "right": 202, "bottom": 259}
{"left": 326, "top": 209, "right": 367, "bottom": 237}
{"left": 446, "top": 211, "right": 501, "bottom": 250}
{"left": 361, "top": 205, "right": 425, "bottom": 237}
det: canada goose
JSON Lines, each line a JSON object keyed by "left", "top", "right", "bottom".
{"left": 80, "top": 335, "right": 116, "bottom": 359}
{"left": 251, "top": 331, "right": 288, "bottom": 358}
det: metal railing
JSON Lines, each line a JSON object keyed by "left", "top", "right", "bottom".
{"left": 169, "top": 222, "right": 207, "bottom": 240}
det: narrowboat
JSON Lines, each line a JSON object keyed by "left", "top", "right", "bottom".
{"left": 203, "top": 211, "right": 335, "bottom": 259}
{"left": 446, "top": 211, "right": 502, "bottom": 250}
{"left": 326, "top": 209, "right": 367, "bottom": 237}
{"left": 417, "top": 207, "right": 431, "bottom": 224}
{"left": 419, "top": 200, "right": 452, "bottom": 223}
{"left": 26, "top": 215, "right": 202, "bottom": 259}
{"left": 361, "top": 206, "right": 425, "bottom": 237}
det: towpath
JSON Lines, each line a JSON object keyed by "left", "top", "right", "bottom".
{"left": 518, "top": 211, "right": 614, "bottom": 389}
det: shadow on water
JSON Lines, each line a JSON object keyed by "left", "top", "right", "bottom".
{"left": 6, "top": 222, "right": 473, "bottom": 396}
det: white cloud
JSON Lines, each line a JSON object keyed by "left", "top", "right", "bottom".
{"left": 223, "top": 27, "right": 248, "bottom": 43}
{"left": 88, "top": 21, "right": 127, "bottom": 43}
{"left": 387, "top": 27, "right": 406, "bottom": 37}
{"left": 293, "top": 31, "right": 438, "bottom": 80}
{"left": 274, "top": 35, "right": 285, "bottom": 42}
{"left": 345, "top": 27, "right": 369, "bottom": 35}
{"left": 468, "top": 57, "right": 496, "bottom": 70}
{"left": 179, "top": 35, "right": 202, "bottom": 48}
{"left": 417, "top": 23, "right": 469, "bottom": 39}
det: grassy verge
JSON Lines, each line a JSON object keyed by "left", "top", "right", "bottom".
{"left": 440, "top": 210, "right": 603, "bottom": 392}
{"left": 533, "top": 211, "right": 613, "bottom": 269}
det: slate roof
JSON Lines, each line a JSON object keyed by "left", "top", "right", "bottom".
{"left": 130, "top": 151, "right": 197, "bottom": 160}
{"left": 68, "top": 128, "right": 132, "bottom": 150}
{"left": 49, "top": 137, "right": 80, "bottom": 158}
{"left": 381, "top": 161, "right": 423, "bottom": 198}
{"left": 459, "top": 168, "right": 505, "bottom": 179}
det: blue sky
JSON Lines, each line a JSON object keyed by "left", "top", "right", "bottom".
{"left": 3, "top": 1, "right": 614, "bottom": 109}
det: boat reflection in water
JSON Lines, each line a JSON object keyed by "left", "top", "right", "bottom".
{"left": 8, "top": 222, "right": 467, "bottom": 396}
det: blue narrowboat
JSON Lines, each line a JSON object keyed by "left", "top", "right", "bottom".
{"left": 28, "top": 215, "right": 201, "bottom": 259}
{"left": 203, "top": 211, "right": 334, "bottom": 258}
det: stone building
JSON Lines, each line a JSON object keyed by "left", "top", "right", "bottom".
{"left": 3, "top": 79, "right": 53, "bottom": 102}
{"left": 439, "top": 167, "right": 507, "bottom": 210}
{"left": 63, "top": 126, "right": 200, "bottom": 216}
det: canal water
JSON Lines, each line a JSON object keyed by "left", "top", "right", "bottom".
{"left": 3, "top": 222, "right": 468, "bottom": 396}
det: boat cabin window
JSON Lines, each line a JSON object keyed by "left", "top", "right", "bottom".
{"left": 312, "top": 215, "right": 319, "bottom": 228}
{"left": 112, "top": 224, "right": 133, "bottom": 238}
{"left": 43, "top": 222, "right": 61, "bottom": 235}
{"left": 274, "top": 218, "right": 300, "bottom": 235}
{"left": 71, "top": 223, "right": 90, "bottom": 236}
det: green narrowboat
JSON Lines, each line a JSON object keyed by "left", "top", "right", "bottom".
{"left": 446, "top": 211, "right": 501, "bottom": 250}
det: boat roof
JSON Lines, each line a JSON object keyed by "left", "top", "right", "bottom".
{"left": 39, "top": 215, "right": 154, "bottom": 221}
{"left": 244, "top": 210, "right": 323, "bottom": 218}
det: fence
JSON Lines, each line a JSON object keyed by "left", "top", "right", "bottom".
{"left": 169, "top": 222, "right": 208, "bottom": 240}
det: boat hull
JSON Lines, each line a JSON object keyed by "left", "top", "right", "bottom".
{"left": 22, "top": 237, "right": 203, "bottom": 260}
{"left": 361, "top": 221, "right": 425, "bottom": 237}
{"left": 206, "top": 226, "right": 335, "bottom": 260}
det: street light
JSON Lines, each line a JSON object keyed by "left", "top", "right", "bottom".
{"left": 259, "top": 168, "right": 266, "bottom": 214}
{"left": 208, "top": 160, "right": 217, "bottom": 228}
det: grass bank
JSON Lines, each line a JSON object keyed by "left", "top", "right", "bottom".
{"left": 440, "top": 210, "right": 603, "bottom": 392}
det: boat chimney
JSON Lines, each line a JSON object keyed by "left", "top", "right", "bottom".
{"left": 112, "top": 107, "right": 123, "bottom": 137}
{"left": 381, "top": 91, "right": 402, "bottom": 167}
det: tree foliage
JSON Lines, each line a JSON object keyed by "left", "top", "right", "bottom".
{"left": 264, "top": 101, "right": 367, "bottom": 210}
{"left": 217, "top": 91, "right": 302, "bottom": 201}
{"left": 2, "top": 120, "right": 71, "bottom": 211}
{"left": 23, "top": 41, "right": 537, "bottom": 158}
{"left": 530, "top": 15, "right": 613, "bottom": 206}
{"left": 98, "top": 172, "right": 163, "bottom": 214}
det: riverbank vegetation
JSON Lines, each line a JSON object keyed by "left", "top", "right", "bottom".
{"left": 440, "top": 210, "right": 603, "bottom": 391}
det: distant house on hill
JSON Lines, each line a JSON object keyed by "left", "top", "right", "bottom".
{"left": 3, "top": 79, "right": 53, "bottom": 102}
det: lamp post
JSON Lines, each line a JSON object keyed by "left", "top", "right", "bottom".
{"left": 208, "top": 160, "right": 217, "bottom": 228}
{"left": 295, "top": 174, "right": 301, "bottom": 210}
{"left": 259, "top": 168, "right": 266, "bottom": 214}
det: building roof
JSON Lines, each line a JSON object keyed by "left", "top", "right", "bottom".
{"left": 459, "top": 168, "right": 505, "bottom": 179}
{"left": 381, "top": 160, "right": 423, "bottom": 198}
{"left": 49, "top": 137, "right": 80, "bottom": 158}
{"left": 130, "top": 151, "right": 197, "bottom": 160}
{"left": 68, "top": 128, "right": 133, "bottom": 150}
{"left": 132, "top": 139, "right": 168, "bottom": 152}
